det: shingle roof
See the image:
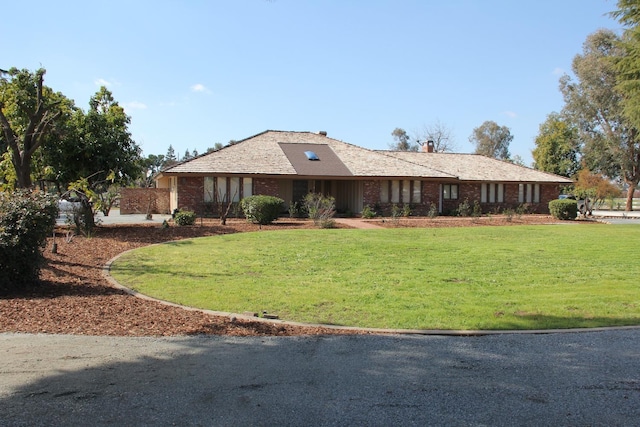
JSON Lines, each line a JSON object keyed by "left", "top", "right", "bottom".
{"left": 162, "top": 130, "right": 455, "bottom": 178}
{"left": 382, "top": 151, "right": 573, "bottom": 183}
{"left": 162, "top": 130, "right": 572, "bottom": 183}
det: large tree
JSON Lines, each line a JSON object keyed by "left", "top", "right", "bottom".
{"left": 611, "top": 0, "right": 640, "bottom": 129}
{"left": 532, "top": 112, "right": 581, "bottom": 178}
{"left": 389, "top": 127, "right": 419, "bottom": 151}
{"left": 164, "top": 144, "right": 177, "bottom": 167}
{"left": 44, "top": 86, "right": 141, "bottom": 189}
{"left": 560, "top": 29, "right": 640, "bottom": 211}
{"left": 141, "top": 154, "right": 166, "bottom": 187}
{"left": 0, "top": 68, "right": 73, "bottom": 188}
{"left": 415, "top": 120, "right": 458, "bottom": 152}
{"left": 469, "top": 120, "right": 512, "bottom": 160}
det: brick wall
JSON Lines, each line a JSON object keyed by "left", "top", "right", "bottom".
{"left": 363, "top": 180, "right": 438, "bottom": 216}
{"left": 172, "top": 176, "right": 562, "bottom": 217}
{"left": 254, "top": 178, "right": 280, "bottom": 197}
{"left": 176, "top": 176, "right": 283, "bottom": 217}
{"left": 177, "top": 176, "right": 204, "bottom": 212}
{"left": 441, "top": 182, "right": 561, "bottom": 215}
{"left": 120, "top": 188, "right": 170, "bottom": 214}
{"left": 362, "top": 180, "right": 379, "bottom": 207}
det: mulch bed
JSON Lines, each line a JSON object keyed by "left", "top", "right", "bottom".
{"left": 0, "top": 215, "right": 566, "bottom": 337}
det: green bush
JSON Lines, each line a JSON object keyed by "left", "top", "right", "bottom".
{"left": 361, "top": 205, "right": 376, "bottom": 219}
{"left": 456, "top": 198, "right": 471, "bottom": 217}
{"left": 0, "top": 190, "right": 58, "bottom": 290}
{"left": 241, "top": 195, "right": 284, "bottom": 225}
{"left": 288, "top": 201, "right": 306, "bottom": 218}
{"left": 549, "top": 199, "right": 578, "bottom": 220}
{"left": 472, "top": 200, "right": 482, "bottom": 217}
{"left": 174, "top": 210, "right": 196, "bottom": 226}
{"left": 427, "top": 203, "right": 438, "bottom": 218}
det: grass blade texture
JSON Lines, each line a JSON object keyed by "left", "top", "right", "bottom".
{"left": 110, "top": 225, "right": 640, "bottom": 330}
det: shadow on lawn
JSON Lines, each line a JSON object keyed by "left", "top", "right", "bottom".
{"left": 487, "top": 312, "right": 640, "bottom": 331}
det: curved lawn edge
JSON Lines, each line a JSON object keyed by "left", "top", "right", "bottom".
{"left": 103, "top": 245, "right": 640, "bottom": 336}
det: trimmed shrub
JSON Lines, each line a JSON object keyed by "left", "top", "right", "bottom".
{"left": 549, "top": 199, "right": 578, "bottom": 220}
{"left": 241, "top": 195, "right": 284, "bottom": 225}
{"left": 0, "top": 190, "right": 58, "bottom": 290}
{"left": 174, "top": 210, "right": 196, "bottom": 226}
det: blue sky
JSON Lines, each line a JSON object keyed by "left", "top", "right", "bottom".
{"left": 4, "top": 0, "right": 619, "bottom": 165}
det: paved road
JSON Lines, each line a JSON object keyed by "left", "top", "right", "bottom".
{"left": 2, "top": 330, "right": 639, "bottom": 426}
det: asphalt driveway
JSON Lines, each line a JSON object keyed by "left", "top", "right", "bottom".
{"left": 2, "top": 330, "right": 639, "bottom": 426}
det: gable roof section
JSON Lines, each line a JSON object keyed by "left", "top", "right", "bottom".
{"left": 163, "top": 130, "right": 455, "bottom": 179}
{"left": 382, "top": 151, "right": 573, "bottom": 183}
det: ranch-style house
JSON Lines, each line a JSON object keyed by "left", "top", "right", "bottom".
{"left": 150, "top": 130, "right": 572, "bottom": 216}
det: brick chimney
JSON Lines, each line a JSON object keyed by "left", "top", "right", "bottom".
{"left": 423, "top": 140, "right": 435, "bottom": 153}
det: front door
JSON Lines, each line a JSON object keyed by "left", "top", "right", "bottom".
{"left": 292, "top": 180, "right": 308, "bottom": 203}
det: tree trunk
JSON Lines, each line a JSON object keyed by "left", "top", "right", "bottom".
{"left": 13, "top": 153, "right": 32, "bottom": 188}
{"left": 625, "top": 183, "right": 637, "bottom": 211}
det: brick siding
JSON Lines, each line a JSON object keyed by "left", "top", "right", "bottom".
{"left": 177, "top": 176, "right": 205, "bottom": 213}
{"left": 254, "top": 178, "right": 280, "bottom": 197}
{"left": 172, "top": 176, "right": 562, "bottom": 217}
{"left": 120, "top": 188, "right": 170, "bottom": 214}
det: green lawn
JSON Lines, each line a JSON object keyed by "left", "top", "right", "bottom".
{"left": 109, "top": 224, "right": 640, "bottom": 330}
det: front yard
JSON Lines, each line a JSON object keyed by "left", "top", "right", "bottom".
{"left": 110, "top": 223, "right": 640, "bottom": 331}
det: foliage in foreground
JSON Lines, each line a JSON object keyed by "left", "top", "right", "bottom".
{"left": 304, "top": 193, "right": 336, "bottom": 228}
{"left": 174, "top": 210, "right": 196, "bottom": 226}
{"left": 0, "top": 190, "right": 58, "bottom": 289}
{"left": 548, "top": 199, "right": 578, "bottom": 220}
{"left": 241, "top": 195, "right": 283, "bottom": 225}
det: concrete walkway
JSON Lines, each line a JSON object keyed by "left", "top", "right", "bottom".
{"left": 592, "top": 209, "right": 640, "bottom": 218}
{"left": 333, "top": 217, "right": 384, "bottom": 229}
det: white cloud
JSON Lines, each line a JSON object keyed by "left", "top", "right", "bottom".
{"left": 123, "top": 101, "right": 148, "bottom": 111}
{"left": 552, "top": 67, "right": 565, "bottom": 76}
{"left": 503, "top": 111, "right": 517, "bottom": 118}
{"left": 94, "top": 78, "right": 112, "bottom": 87}
{"left": 190, "top": 83, "right": 211, "bottom": 94}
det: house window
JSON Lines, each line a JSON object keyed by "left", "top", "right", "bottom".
{"left": 443, "top": 184, "right": 458, "bottom": 200}
{"left": 243, "top": 177, "right": 253, "bottom": 199}
{"left": 411, "top": 180, "right": 421, "bottom": 203}
{"left": 217, "top": 177, "right": 227, "bottom": 201}
{"left": 204, "top": 176, "right": 215, "bottom": 203}
{"left": 204, "top": 177, "right": 252, "bottom": 203}
{"left": 229, "top": 177, "right": 241, "bottom": 202}
{"left": 391, "top": 180, "right": 400, "bottom": 203}
{"left": 380, "top": 181, "right": 389, "bottom": 203}
{"left": 380, "top": 180, "right": 422, "bottom": 203}
{"left": 518, "top": 183, "right": 540, "bottom": 203}
{"left": 401, "top": 180, "right": 410, "bottom": 203}
{"left": 481, "top": 183, "right": 504, "bottom": 203}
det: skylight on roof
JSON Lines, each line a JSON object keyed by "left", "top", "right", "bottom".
{"left": 304, "top": 151, "right": 319, "bottom": 161}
